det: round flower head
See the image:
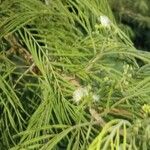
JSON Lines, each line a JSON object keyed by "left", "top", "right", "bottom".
{"left": 98, "top": 15, "right": 111, "bottom": 27}
{"left": 142, "top": 104, "right": 150, "bottom": 114}
{"left": 92, "top": 94, "right": 99, "bottom": 102}
{"left": 73, "top": 87, "right": 88, "bottom": 103}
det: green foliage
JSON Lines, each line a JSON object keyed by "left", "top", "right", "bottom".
{"left": 0, "top": 0, "right": 150, "bottom": 149}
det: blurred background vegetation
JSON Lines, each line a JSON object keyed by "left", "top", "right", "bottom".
{"left": 109, "top": 0, "right": 150, "bottom": 51}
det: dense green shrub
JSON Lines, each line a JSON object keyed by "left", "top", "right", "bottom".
{"left": 0, "top": 0, "right": 150, "bottom": 149}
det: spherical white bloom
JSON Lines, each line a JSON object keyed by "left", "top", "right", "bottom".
{"left": 45, "top": 0, "right": 49, "bottom": 5}
{"left": 73, "top": 87, "right": 88, "bottom": 103}
{"left": 98, "top": 15, "right": 111, "bottom": 27}
{"left": 92, "top": 94, "right": 99, "bottom": 102}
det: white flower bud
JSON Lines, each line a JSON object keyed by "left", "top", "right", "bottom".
{"left": 128, "top": 74, "right": 132, "bottom": 78}
{"left": 73, "top": 87, "right": 88, "bottom": 103}
{"left": 92, "top": 94, "right": 99, "bottom": 102}
{"left": 98, "top": 15, "right": 111, "bottom": 27}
